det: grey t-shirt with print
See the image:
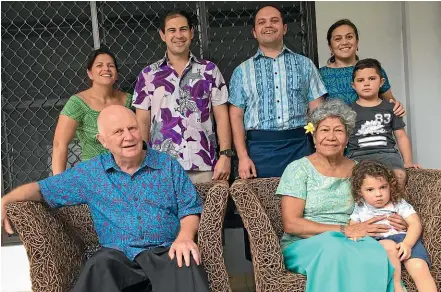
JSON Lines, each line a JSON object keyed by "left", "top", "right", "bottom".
{"left": 348, "top": 100, "right": 405, "bottom": 152}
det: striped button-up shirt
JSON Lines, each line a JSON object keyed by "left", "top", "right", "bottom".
{"left": 229, "top": 46, "right": 327, "bottom": 130}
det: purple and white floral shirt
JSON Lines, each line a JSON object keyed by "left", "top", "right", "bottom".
{"left": 132, "top": 53, "right": 228, "bottom": 171}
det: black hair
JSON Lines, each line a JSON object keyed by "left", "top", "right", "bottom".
{"left": 252, "top": 4, "right": 286, "bottom": 28}
{"left": 352, "top": 58, "right": 383, "bottom": 81}
{"left": 160, "top": 10, "right": 193, "bottom": 33}
{"left": 86, "top": 47, "right": 119, "bottom": 73}
{"left": 327, "top": 19, "right": 359, "bottom": 63}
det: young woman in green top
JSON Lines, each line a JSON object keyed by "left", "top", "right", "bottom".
{"left": 52, "top": 48, "right": 133, "bottom": 175}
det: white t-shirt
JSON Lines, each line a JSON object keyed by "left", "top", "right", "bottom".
{"left": 350, "top": 199, "right": 416, "bottom": 237}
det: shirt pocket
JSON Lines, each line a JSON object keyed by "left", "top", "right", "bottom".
{"left": 289, "top": 73, "right": 309, "bottom": 108}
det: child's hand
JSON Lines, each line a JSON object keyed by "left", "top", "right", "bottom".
{"left": 396, "top": 242, "right": 412, "bottom": 261}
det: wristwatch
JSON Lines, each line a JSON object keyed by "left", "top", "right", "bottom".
{"left": 219, "top": 149, "right": 236, "bottom": 157}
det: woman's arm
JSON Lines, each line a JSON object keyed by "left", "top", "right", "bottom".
{"left": 281, "top": 196, "right": 342, "bottom": 238}
{"left": 281, "top": 197, "right": 392, "bottom": 239}
{"left": 52, "top": 115, "right": 78, "bottom": 175}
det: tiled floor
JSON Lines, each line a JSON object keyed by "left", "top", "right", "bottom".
{"left": 229, "top": 273, "right": 256, "bottom": 292}
{"left": 223, "top": 228, "right": 256, "bottom": 292}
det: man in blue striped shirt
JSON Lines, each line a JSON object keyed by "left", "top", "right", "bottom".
{"left": 229, "top": 5, "right": 327, "bottom": 179}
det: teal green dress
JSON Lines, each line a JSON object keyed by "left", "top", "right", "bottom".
{"left": 319, "top": 66, "right": 391, "bottom": 104}
{"left": 277, "top": 157, "right": 395, "bottom": 292}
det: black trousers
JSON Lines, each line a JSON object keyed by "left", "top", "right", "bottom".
{"left": 72, "top": 247, "right": 210, "bottom": 292}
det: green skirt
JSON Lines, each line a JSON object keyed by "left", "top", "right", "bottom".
{"left": 282, "top": 231, "right": 395, "bottom": 292}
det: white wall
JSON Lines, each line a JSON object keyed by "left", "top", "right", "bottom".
{"left": 315, "top": 1, "right": 441, "bottom": 169}
{"left": 402, "top": 2, "right": 441, "bottom": 169}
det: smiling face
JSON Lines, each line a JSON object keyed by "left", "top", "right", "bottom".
{"left": 352, "top": 68, "right": 384, "bottom": 100}
{"left": 160, "top": 15, "right": 194, "bottom": 57}
{"left": 97, "top": 105, "right": 143, "bottom": 161}
{"left": 359, "top": 175, "right": 391, "bottom": 208}
{"left": 87, "top": 53, "right": 118, "bottom": 86}
{"left": 313, "top": 116, "right": 348, "bottom": 157}
{"left": 252, "top": 6, "right": 287, "bottom": 47}
{"left": 329, "top": 24, "right": 358, "bottom": 61}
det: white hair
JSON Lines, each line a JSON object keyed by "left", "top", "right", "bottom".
{"left": 308, "top": 99, "right": 356, "bottom": 135}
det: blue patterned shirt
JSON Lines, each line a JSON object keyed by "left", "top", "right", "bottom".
{"left": 228, "top": 46, "right": 327, "bottom": 130}
{"left": 319, "top": 66, "right": 391, "bottom": 105}
{"left": 38, "top": 148, "right": 202, "bottom": 260}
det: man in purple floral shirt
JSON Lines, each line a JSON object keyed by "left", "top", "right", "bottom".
{"left": 132, "top": 10, "right": 233, "bottom": 183}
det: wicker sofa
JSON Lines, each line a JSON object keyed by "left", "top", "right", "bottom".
{"left": 6, "top": 181, "right": 232, "bottom": 292}
{"left": 230, "top": 168, "right": 441, "bottom": 292}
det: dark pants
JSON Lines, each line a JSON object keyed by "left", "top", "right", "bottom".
{"left": 73, "top": 247, "right": 210, "bottom": 292}
{"left": 244, "top": 128, "right": 313, "bottom": 260}
{"left": 246, "top": 128, "right": 314, "bottom": 178}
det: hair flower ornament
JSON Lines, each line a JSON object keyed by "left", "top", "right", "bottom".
{"left": 304, "top": 122, "right": 315, "bottom": 134}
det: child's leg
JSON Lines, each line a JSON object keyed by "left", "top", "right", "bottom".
{"left": 379, "top": 239, "right": 403, "bottom": 292}
{"left": 403, "top": 258, "right": 437, "bottom": 292}
{"left": 393, "top": 169, "right": 407, "bottom": 190}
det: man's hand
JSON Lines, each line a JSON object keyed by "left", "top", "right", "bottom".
{"left": 168, "top": 238, "right": 200, "bottom": 268}
{"left": 396, "top": 242, "right": 412, "bottom": 261}
{"left": 390, "top": 99, "right": 406, "bottom": 117}
{"left": 238, "top": 156, "right": 257, "bottom": 179}
{"left": 1, "top": 200, "right": 13, "bottom": 234}
{"left": 387, "top": 214, "right": 408, "bottom": 232}
{"left": 212, "top": 156, "right": 231, "bottom": 180}
{"left": 404, "top": 163, "right": 422, "bottom": 169}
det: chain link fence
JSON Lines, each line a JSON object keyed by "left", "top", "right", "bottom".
{"left": 1, "top": 1, "right": 317, "bottom": 243}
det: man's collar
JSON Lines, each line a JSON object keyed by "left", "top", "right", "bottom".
{"left": 253, "top": 44, "right": 293, "bottom": 59}
{"left": 159, "top": 51, "right": 201, "bottom": 66}
{"left": 102, "top": 142, "right": 163, "bottom": 172}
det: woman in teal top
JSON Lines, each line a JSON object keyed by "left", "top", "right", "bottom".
{"left": 52, "top": 48, "right": 133, "bottom": 175}
{"left": 319, "top": 19, "right": 405, "bottom": 117}
{"left": 277, "top": 99, "right": 409, "bottom": 292}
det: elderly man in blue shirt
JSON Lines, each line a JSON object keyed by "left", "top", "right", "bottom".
{"left": 229, "top": 4, "right": 328, "bottom": 179}
{"left": 1, "top": 105, "right": 209, "bottom": 292}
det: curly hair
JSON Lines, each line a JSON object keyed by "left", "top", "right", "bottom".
{"left": 351, "top": 160, "right": 403, "bottom": 205}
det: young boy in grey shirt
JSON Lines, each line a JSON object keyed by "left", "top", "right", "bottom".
{"left": 347, "top": 58, "right": 420, "bottom": 188}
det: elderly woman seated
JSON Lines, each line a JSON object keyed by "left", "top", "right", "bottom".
{"left": 276, "top": 99, "right": 408, "bottom": 291}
